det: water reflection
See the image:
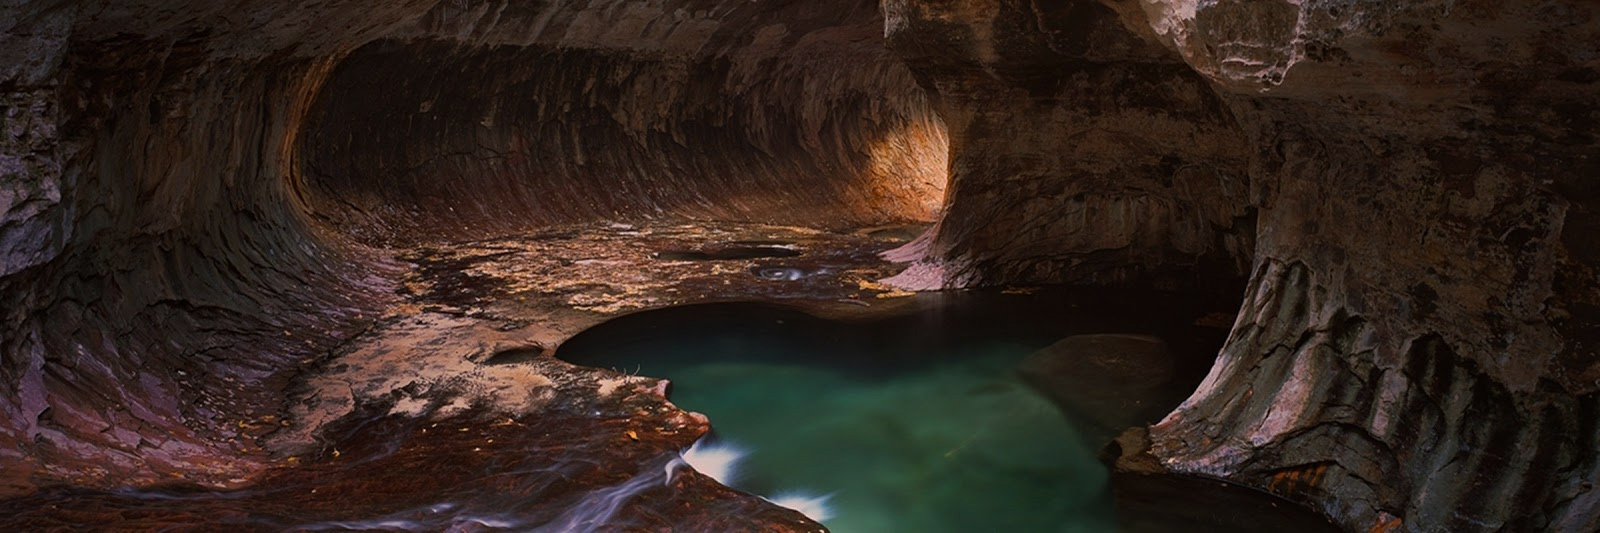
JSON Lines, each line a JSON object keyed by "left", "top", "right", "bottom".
{"left": 0, "top": 288, "right": 1311, "bottom": 531}
{"left": 561, "top": 313, "right": 1117, "bottom": 532}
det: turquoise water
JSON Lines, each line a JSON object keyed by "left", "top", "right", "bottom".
{"left": 561, "top": 304, "right": 1117, "bottom": 532}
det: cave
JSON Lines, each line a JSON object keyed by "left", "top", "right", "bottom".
{"left": 1, "top": 1, "right": 1597, "bottom": 531}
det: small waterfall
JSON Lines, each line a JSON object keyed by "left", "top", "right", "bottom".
{"left": 534, "top": 437, "right": 834, "bottom": 531}
{"left": 296, "top": 503, "right": 520, "bottom": 531}
{"left": 682, "top": 439, "right": 834, "bottom": 524}
{"left": 536, "top": 457, "right": 685, "bottom": 532}
{"left": 767, "top": 492, "right": 835, "bottom": 522}
{"left": 680, "top": 439, "right": 748, "bottom": 485}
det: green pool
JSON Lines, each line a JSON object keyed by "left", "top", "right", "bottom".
{"left": 559, "top": 300, "right": 1127, "bottom": 532}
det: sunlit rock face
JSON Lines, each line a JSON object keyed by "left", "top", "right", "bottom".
{"left": 4, "top": 0, "right": 1600, "bottom": 531}
{"left": 881, "top": 0, "right": 1254, "bottom": 292}
{"left": 887, "top": 0, "right": 1600, "bottom": 531}
{"left": 0, "top": 0, "right": 942, "bottom": 507}
{"left": 302, "top": 3, "right": 947, "bottom": 244}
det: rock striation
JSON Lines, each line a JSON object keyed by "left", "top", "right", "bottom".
{"left": 880, "top": 0, "right": 1255, "bottom": 293}
{"left": 0, "top": 0, "right": 941, "bottom": 503}
{"left": 301, "top": 3, "right": 948, "bottom": 243}
{"left": 1, "top": 0, "right": 1598, "bottom": 531}
{"left": 886, "top": 0, "right": 1600, "bottom": 530}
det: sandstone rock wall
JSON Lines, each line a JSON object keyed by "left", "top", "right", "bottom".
{"left": 0, "top": 4, "right": 402, "bottom": 488}
{"left": 888, "top": 0, "right": 1600, "bottom": 530}
{"left": 1145, "top": 2, "right": 1600, "bottom": 530}
{"left": 3, "top": 0, "right": 1598, "bottom": 531}
{"left": 881, "top": 0, "right": 1254, "bottom": 293}
{"left": 0, "top": 0, "right": 942, "bottom": 492}
{"left": 300, "top": 3, "right": 945, "bottom": 243}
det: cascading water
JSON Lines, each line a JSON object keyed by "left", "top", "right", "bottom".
{"left": 541, "top": 437, "right": 833, "bottom": 532}
{"left": 0, "top": 291, "right": 1340, "bottom": 531}
{"left": 766, "top": 492, "right": 835, "bottom": 523}
{"left": 680, "top": 440, "right": 749, "bottom": 487}
{"left": 555, "top": 297, "right": 1176, "bottom": 532}
{"left": 539, "top": 457, "right": 688, "bottom": 532}
{"left": 680, "top": 439, "right": 835, "bottom": 523}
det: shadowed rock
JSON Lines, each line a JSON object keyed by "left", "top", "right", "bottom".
{"left": 3, "top": 0, "right": 1598, "bottom": 531}
{"left": 1018, "top": 334, "right": 1177, "bottom": 435}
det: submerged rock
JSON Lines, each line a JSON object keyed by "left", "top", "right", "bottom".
{"left": 4, "top": 0, "right": 1597, "bottom": 529}
{"left": 1018, "top": 334, "right": 1177, "bottom": 433}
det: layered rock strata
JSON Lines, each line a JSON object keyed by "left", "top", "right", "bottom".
{"left": 3, "top": 0, "right": 1598, "bottom": 531}
{"left": 0, "top": 0, "right": 943, "bottom": 506}
{"left": 886, "top": 0, "right": 1600, "bottom": 530}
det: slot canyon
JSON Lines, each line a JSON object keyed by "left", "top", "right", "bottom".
{"left": 1, "top": 0, "right": 1597, "bottom": 531}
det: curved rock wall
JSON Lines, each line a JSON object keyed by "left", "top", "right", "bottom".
{"left": 880, "top": 0, "right": 1254, "bottom": 293}
{"left": 4, "top": 0, "right": 1599, "bottom": 531}
{"left": 888, "top": 0, "right": 1600, "bottom": 530}
{"left": 1142, "top": 1, "right": 1600, "bottom": 530}
{"left": 0, "top": 0, "right": 943, "bottom": 494}
{"left": 302, "top": 2, "right": 946, "bottom": 243}
{"left": 1, "top": 10, "right": 397, "bottom": 489}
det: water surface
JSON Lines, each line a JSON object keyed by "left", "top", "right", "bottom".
{"left": 560, "top": 296, "right": 1170, "bottom": 532}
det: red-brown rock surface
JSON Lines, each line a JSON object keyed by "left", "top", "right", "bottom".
{"left": 885, "top": 0, "right": 1600, "bottom": 530}
{"left": 0, "top": 1, "right": 936, "bottom": 527}
{"left": 2, "top": 0, "right": 1598, "bottom": 531}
